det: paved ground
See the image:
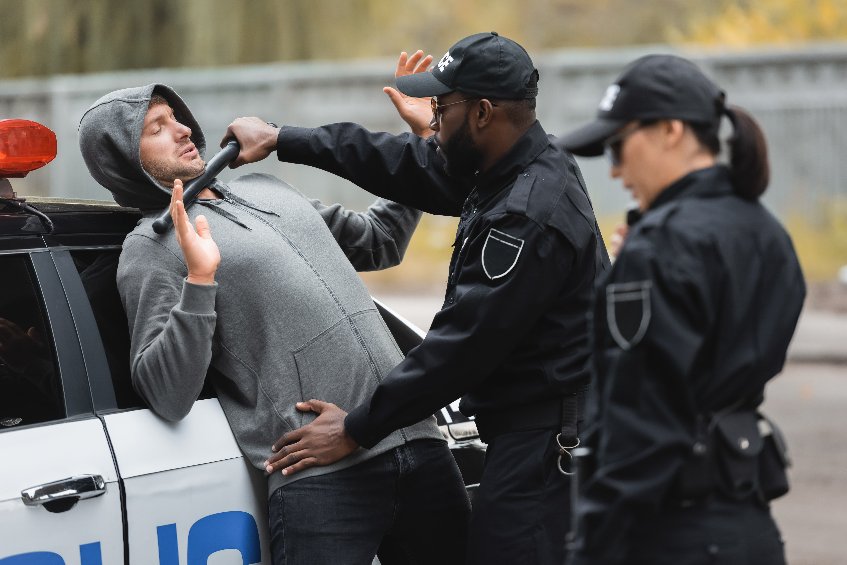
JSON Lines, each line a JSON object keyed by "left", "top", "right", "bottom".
{"left": 373, "top": 293, "right": 847, "bottom": 564}
{"left": 767, "top": 362, "right": 847, "bottom": 565}
{"left": 787, "top": 309, "right": 847, "bottom": 364}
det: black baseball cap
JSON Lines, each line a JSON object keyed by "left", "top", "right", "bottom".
{"left": 558, "top": 54, "right": 725, "bottom": 156}
{"left": 396, "top": 32, "right": 538, "bottom": 100}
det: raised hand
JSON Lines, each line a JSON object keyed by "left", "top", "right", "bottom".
{"left": 383, "top": 50, "right": 435, "bottom": 138}
{"left": 170, "top": 179, "right": 220, "bottom": 284}
{"left": 264, "top": 399, "right": 359, "bottom": 476}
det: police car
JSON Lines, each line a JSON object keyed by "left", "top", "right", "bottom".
{"left": 0, "top": 120, "right": 482, "bottom": 564}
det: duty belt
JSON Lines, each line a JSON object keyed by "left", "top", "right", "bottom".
{"left": 474, "top": 386, "right": 587, "bottom": 475}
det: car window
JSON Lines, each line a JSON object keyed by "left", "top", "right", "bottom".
{"left": 70, "top": 249, "right": 216, "bottom": 410}
{"left": 0, "top": 255, "right": 64, "bottom": 428}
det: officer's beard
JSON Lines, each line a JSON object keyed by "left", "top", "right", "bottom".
{"left": 439, "top": 116, "right": 484, "bottom": 178}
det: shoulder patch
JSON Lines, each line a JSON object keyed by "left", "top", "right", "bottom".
{"left": 482, "top": 228, "right": 524, "bottom": 280}
{"left": 606, "top": 280, "right": 652, "bottom": 350}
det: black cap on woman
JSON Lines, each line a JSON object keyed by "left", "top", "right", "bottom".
{"left": 558, "top": 54, "right": 770, "bottom": 202}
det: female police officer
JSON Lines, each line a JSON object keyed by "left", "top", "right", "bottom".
{"left": 557, "top": 54, "right": 805, "bottom": 564}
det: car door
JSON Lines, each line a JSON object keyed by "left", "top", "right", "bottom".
{"left": 101, "top": 400, "right": 269, "bottom": 565}
{"left": 0, "top": 250, "right": 124, "bottom": 564}
{"left": 58, "top": 247, "right": 271, "bottom": 565}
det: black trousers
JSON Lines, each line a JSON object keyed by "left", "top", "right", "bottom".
{"left": 467, "top": 428, "right": 570, "bottom": 565}
{"left": 628, "top": 496, "right": 786, "bottom": 565}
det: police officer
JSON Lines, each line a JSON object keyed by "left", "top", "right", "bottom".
{"left": 225, "top": 32, "right": 609, "bottom": 565}
{"left": 557, "top": 54, "right": 805, "bottom": 564}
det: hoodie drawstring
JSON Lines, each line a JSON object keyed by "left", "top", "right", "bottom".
{"left": 192, "top": 181, "right": 280, "bottom": 231}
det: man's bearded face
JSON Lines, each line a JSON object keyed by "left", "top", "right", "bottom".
{"left": 438, "top": 113, "right": 484, "bottom": 178}
{"left": 139, "top": 100, "right": 205, "bottom": 187}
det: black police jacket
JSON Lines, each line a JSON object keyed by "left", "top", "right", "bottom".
{"left": 277, "top": 121, "right": 609, "bottom": 447}
{"left": 569, "top": 166, "right": 806, "bottom": 565}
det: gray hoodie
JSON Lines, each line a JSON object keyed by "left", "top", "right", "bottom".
{"left": 78, "top": 84, "right": 443, "bottom": 496}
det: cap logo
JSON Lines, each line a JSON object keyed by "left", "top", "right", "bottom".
{"left": 598, "top": 84, "right": 621, "bottom": 112}
{"left": 437, "top": 52, "right": 454, "bottom": 72}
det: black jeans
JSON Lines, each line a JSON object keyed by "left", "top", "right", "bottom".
{"left": 467, "top": 429, "right": 571, "bottom": 565}
{"left": 268, "top": 439, "right": 470, "bottom": 565}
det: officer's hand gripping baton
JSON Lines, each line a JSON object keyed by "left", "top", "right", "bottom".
{"left": 152, "top": 139, "right": 240, "bottom": 234}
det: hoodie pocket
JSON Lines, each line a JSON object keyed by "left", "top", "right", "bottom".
{"left": 293, "top": 318, "right": 379, "bottom": 416}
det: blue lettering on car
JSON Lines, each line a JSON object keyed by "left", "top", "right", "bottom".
{"left": 0, "top": 553, "right": 65, "bottom": 565}
{"left": 159, "top": 511, "right": 261, "bottom": 565}
{"left": 0, "top": 546, "right": 100, "bottom": 565}
{"left": 0, "top": 511, "right": 260, "bottom": 565}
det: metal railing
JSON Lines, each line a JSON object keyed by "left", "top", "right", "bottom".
{"left": 3, "top": 42, "right": 846, "bottom": 223}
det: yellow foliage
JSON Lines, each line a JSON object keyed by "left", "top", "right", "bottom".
{"left": 786, "top": 218, "right": 847, "bottom": 282}
{"left": 675, "top": 0, "right": 847, "bottom": 46}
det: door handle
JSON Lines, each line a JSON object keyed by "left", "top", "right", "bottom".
{"left": 21, "top": 474, "right": 107, "bottom": 506}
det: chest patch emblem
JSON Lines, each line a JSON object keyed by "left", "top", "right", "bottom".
{"left": 482, "top": 228, "right": 524, "bottom": 280}
{"left": 606, "top": 280, "right": 652, "bottom": 350}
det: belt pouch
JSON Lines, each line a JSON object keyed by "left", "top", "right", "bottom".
{"left": 714, "top": 411, "right": 763, "bottom": 500}
{"left": 757, "top": 414, "right": 791, "bottom": 501}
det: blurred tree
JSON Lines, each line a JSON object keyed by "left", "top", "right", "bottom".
{"left": 670, "top": 0, "right": 847, "bottom": 45}
{"left": 0, "top": 0, "right": 700, "bottom": 77}
{"left": 0, "top": 0, "right": 843, "bottom": 79}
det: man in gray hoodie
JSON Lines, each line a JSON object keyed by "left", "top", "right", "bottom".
{"left": 78, "top": 84, "right": 469, "bottom": 565}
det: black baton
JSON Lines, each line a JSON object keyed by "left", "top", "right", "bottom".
{"left": 152, "top": 139, "right": 241, "bottom": 234}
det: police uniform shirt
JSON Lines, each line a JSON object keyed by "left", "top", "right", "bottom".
{"left": 276, "top": 121, "right": 609, "bottom": 447}
{"left": 569, "top": 165, "right": 805, "bottom": 564}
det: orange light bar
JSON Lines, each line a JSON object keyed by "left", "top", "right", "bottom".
{"left": 0, "top": 120, "right": 57, "bottom": 178}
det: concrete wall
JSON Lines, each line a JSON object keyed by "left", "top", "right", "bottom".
{"left": 3, "top": 43, "right": 847, "bottom": 221}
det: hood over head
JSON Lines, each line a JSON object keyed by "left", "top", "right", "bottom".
{"left": 78, "top": 84, "right": 206, "bottom": 210}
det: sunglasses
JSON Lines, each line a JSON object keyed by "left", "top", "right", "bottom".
{"left": 430, "top": 97, "right": 477, "bottom": 123}
{"left": 604, "top": 122, "right": 647, "bottom": 166}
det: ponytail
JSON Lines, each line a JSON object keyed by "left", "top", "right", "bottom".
{"left": 725, "top": 105, "right": 770, "bottom": 200}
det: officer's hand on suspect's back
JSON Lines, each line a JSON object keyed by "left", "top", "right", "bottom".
{"left": 221, "top": 117, "right": 281, "bottom": 168}
{"left": 264, "top": 399, "right": 359, "bottom": 476}
{"left": 383, "top": 50, "right": 435, "bottom": 138}
{"left": 170, "top": 179, "right": 219, "bottom": 285}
